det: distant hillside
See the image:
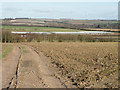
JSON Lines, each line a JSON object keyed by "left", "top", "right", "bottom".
{"left": 2, "top": 18, "right": 118, "bottom": 30}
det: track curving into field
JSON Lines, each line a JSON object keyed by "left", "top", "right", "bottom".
{"left": 2, "top": 44, "right": 66, "bottom": 88}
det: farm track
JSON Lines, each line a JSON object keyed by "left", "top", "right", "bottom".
{"left": 2, "top": 45, "right": 21, "bottom": 88}
{"left": 2, "top": 44, "right": 67, "bottom": 88}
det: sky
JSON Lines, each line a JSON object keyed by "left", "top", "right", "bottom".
{"left": 1, "top": 2, "right": 118, "bottom": 20}
{"left": 0, "top": 0, "right": 120, "bottom": 2}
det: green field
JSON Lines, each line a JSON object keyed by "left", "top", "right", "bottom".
{"left": 2, "top": 26, "right": 83, "bottom": 32}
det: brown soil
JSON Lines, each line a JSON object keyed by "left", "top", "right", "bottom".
{"left": 26, "top": 42, "right": 118, "bottom": 88}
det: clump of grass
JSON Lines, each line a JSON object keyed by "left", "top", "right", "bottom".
{"left": 21, "top": 47, "right": 28, "bottom": 53}
{"left": 0, "top": 45, "right": 13, "bottom": 59}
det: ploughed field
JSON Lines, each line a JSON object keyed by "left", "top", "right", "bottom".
{"left": 26, "top": 42, "right": 118, "bottom": 88}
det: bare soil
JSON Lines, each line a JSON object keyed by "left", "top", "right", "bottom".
{"left": 26, "top": 42, "right": 118, "bottom": 88}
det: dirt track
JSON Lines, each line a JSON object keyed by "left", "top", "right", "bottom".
{"left": 2, "top": 44, "right": 67, "bottom": 88}
{"left": 2, "top": 45, "right": 21, "bottom": 88}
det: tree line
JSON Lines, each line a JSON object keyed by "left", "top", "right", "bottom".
{"left": 2, "top": 30, "right": 117, "bottom": 43}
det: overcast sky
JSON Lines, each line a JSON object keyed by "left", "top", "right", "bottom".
{"left": 1, "top": 1, "right": 118, "bottom": 20}
{"left": 0, "top": 0, "right": 120, "bottom": 2}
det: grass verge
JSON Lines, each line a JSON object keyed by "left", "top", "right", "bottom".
{"left": 0, "top": 44, "right": 13, "bottom": 59}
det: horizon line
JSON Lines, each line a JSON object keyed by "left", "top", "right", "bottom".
{"left": 1, "top": 17, "right": 118, "bottom": 20}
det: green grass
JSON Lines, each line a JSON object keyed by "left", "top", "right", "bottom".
{"left": 21, "top": 47, "right": 28, "bottom": 53}
{"left": 2, "top": 26, "right": 83, "bottom": 32}
{"left": 0, "top": 45, "right": 13, "bottom": 59}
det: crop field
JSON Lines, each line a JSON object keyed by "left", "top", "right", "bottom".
{"left": 26, "top": 42, "right": 118, "bottom": 88}
{"left": 2, "top": 26, "right": 82, "bottom": 32}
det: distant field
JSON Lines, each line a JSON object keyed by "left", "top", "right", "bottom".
{"left": 67, "top": 20, "right": 117, "bottom": 25}
{"left": 82, "top": 28, "right": 119, "bottom": 32}
{"left": 4, "top": 19, "right": 118, "bottom": 24}
{"left": 2, "top": 26, "right": 82, "bottom": 32}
